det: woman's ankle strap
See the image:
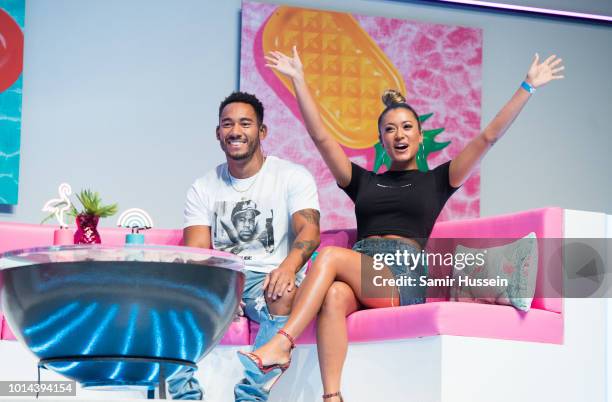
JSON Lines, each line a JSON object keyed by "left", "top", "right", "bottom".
{"left": 323, "top": 391, "right": 342, "bottom": 400}
{"left": 277, "top": 329, "right": 295, "bottom": 349}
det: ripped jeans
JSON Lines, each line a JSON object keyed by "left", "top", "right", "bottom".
{"left": 241, "top": 269, "right": 301, "bottom": 349}
{"left": 168, "top": 270, "right": 300, "bottom": 400}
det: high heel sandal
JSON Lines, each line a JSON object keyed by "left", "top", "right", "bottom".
{"left": 323, "top": 391, "right": 343, "bottom": 401}
{"left": 237, "top": 329, "right": 296, "bottom": 392}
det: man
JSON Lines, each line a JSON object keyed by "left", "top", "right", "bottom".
{"left": 170, "top": 91, "right": 320, "bottom": 401}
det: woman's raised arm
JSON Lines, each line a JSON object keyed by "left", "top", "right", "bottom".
{"left": 449, "top": 53, "right": 565, "bottom": 187}
{"left": 266, "top": 46, "right": 353, "bottom": 187}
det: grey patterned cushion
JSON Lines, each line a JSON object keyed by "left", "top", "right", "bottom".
{"left": 450, "top": 232, "right": 538, "bottom": 311}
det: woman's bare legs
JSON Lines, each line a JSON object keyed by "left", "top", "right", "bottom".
{"left": 317, "top": 281, "right": 359, "bottom": 401}
{"left": 250, "top": 246, "right": 398, "bottom": 366}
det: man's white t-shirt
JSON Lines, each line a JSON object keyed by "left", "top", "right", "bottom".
{"left": 183, "top": 156, "right": 320, "bottom": 274}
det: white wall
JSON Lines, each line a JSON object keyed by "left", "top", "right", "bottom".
{"left": 0, "top": 0, "right": 610, "bottom": 229}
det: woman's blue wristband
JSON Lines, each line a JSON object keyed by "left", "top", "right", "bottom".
{"left": 521, "top": 81, "right": 536, "bottom": 94}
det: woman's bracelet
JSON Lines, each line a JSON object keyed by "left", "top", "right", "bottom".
{"left": 521, "top": 81, "right": 536, "bottom": 94}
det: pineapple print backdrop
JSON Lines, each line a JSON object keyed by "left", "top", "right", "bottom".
{"left": 241, "top": 1, "right": 482, "bottom": 230}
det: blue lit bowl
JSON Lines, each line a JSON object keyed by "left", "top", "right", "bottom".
{"left": 0, "top": 245, "right": 244, "bottom": 388}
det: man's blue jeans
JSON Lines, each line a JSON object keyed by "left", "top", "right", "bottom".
{"left": 168, "top": 270, "right": 294, "bottom": 401}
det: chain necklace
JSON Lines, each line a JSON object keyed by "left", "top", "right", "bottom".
{"left": 226, "top": 158, "right": 266, "bottom": 193}
{"left": 228, "top": 172, "right": 257, "bottom": 193}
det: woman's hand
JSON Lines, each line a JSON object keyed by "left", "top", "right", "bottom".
{"left": 450, "top": 53, "right": 565, "bottom": 186}
{"left": 266, "top": 46, "right": 352, "bottom": 186}
{"left": 265, "top": 46, "right": 304, "bottom": 81}
{"left": 526, "top": 53, "right": 565, "bottom": 88}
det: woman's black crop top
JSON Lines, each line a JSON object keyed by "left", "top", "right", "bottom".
{"left": 338, "top": 161, "right": 460, "bottom": 248}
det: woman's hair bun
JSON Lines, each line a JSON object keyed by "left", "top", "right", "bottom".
{"left": 381, "top": 89, "right": 406, "bottom": 107}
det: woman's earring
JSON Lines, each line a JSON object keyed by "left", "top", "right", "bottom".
{"left": 416, "top": 141, "right": 427, "bottom": 171}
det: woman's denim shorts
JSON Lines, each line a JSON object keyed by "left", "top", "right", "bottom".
{"left": 352, "top": 238, "right": 427, "bottom": 306}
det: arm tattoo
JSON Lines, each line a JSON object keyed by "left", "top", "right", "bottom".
{"left": 297, "top": 209, "right": 320, "bottom": 227}
{"left": 292, "top": 240, "right": 318, "bottom": 261}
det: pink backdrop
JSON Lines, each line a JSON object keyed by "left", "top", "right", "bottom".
{"left": 240, "top": 1, "right": 482, "bottom": 230}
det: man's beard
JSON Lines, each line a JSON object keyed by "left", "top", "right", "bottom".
{"left": 223, "top": 136, "right": 260, "bottom": 161}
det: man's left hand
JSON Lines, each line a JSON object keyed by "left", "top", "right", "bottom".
{"left": 263, "top": 265, "right": 296, "bottom": 301}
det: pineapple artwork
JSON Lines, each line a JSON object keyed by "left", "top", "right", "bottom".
{"left": 241, "top": 2, "right": 482, "bottom": 230}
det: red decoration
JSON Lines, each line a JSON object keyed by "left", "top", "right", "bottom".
{"left": 0, "top": 8, "right": 24, "bottom": 93}
{"left": 74, "top": 214, "right": 102, "bottom": 244}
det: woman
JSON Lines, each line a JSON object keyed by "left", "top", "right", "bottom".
{"left": 239, "top": 46, "right": 564, "bottom": 401}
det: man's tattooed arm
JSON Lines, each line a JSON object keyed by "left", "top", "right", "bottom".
{"left": 281, "top": 209, "right": 321, "bottom": 271}
{"left": 296, "top": 209, "right": 320, "bottom": 228}
{"left": 292, "top": 239, "right": 319, "bottom": 261}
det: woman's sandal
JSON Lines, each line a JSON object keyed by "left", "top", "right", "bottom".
{"left": 237, "top": 329, "right": 296, "bottom": 392}
{"left": 323, "top": 391, "right": 343, "bottom": 401}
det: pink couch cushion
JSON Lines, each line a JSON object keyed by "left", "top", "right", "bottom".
{"left": 1, "top": 319, "right": 15, "bottom": 340}
{"left": 0, "top": 222, "right": 57, "bottom": 254}
{"left": 92, "top": 227, "right": 184, "bottom": 247}
{"left": 250, "top": 301, "right": 562, "bottom": 345}
{"left": 0, "top": 223, "right": 183, "bottom": 254}
{"left": 307, "top": 230, "right": 354, "bottom": 270}
{"left": 218, "top": 318, "right": 250, "bottom": 345}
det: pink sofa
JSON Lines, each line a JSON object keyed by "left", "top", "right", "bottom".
{"left": 0, "top": 207, "right": 564, "bottom": 346}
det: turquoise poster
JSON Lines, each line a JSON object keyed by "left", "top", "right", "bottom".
{"left": 0, "top": 0, "right": 24, "bottom": 205}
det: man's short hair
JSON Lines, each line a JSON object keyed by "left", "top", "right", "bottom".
{"left": 219, "top": 92, "right": 264, "bottom": 126}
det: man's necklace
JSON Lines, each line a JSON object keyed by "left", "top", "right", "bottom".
{"left": 228, "top": 174, "right": 257, "bottom": 193}
{"left": 226, "top": 162, "right": 264, "bottom": 194}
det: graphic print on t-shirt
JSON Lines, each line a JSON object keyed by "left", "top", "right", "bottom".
{"left": 213, "top": 199, "right": 275, "bottom": 260}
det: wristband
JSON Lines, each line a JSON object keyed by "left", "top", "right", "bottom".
{"left": 521, "top": 81, "right": 536, "bottom": 94}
